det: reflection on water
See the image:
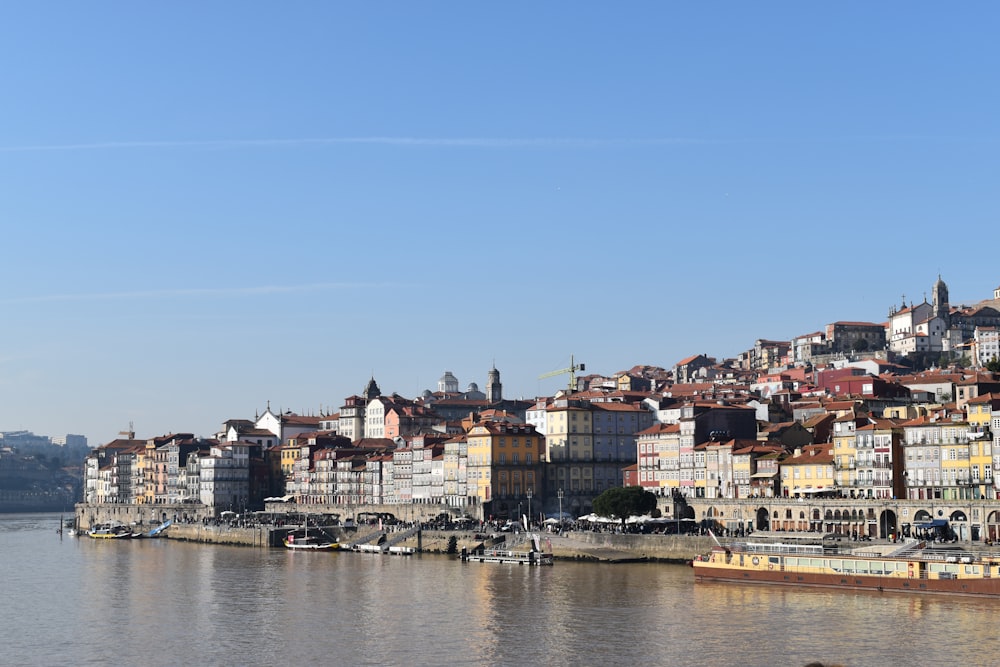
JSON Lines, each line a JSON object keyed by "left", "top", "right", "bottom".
{"left": 3, "top": 515, "right": 999, "bottom": 667}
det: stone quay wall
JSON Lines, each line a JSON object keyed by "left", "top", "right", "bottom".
{"left": 70, "top": 500, "right": 737, "bottom": 562}
{"left": 166, "top": 523, "right": 278, "bottom": 547}
{"left": 551, "top": 531, "right": 714, "bottom": 561}
{"left": 683, "top": 497, "right": 1000, "bottom": 541}
{"left": 75, "top": 502, "right": 216, "bottom": 531}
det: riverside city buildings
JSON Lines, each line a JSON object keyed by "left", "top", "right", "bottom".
{"left": 80, "top": 277, "right": 1000, "bottom": 522}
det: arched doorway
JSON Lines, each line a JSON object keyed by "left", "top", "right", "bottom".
{"left": 879, "top": 509, "right": 898, "bottom": 540}
{"left": 755, "top": 507, "right": 769, "bottom": 531}
{"left": 988, "top": 511, "right": 1000, "bottom": 542}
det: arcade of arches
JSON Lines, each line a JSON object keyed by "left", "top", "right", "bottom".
{"left": 685, "top": 498, "right": 1000, "bottom": 542}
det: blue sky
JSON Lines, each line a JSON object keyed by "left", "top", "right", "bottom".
{"left": 2, "top": 4, "right": 998, "bottom": 444}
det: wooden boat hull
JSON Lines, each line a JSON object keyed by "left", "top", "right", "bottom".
{"left": 694, "top": 565, "right": 1000, "bottom": 597}
{"left": 88, "top": 531, "right": 134, "bottom": 539}
{"left": 88, "top": 523, "right": 135, "bottom": 539}
{"left": 693, "top": 542, "right": 1000, "bottom": 597}
{"left": 283, "top": 540, "right": 339, "bottom": 551}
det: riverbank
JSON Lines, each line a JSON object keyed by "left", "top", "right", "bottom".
{"left": 159, "top": 522, "right": 715, "bottom": 562}
{"left": 405, "top": 529, "right": 716, "bottom": 562}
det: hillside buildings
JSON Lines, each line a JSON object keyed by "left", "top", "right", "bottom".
{"left": 81, "top": 277, "right": 1000, "bottom": 526}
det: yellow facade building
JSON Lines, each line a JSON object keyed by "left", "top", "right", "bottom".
{"left": 966, "top": 394, "right": 1000, "bottom": 497}
{"left": 467, "top": 420, "right": 544, "bottom": 520}
{"left": 780, "top": 445, "right": 835, "bottom": 497}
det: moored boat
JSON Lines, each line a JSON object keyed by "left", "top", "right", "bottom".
{"left": 692, "top": 537, "right": 1000, "bottom": 597}
{"left": 146, "top": 519, "right": 173, "bottom": 538}
{"left": 87, "top": 523, "right": 135, "bottom": 539}
{"left": 283, "top": 529, "right": 338, "bottom": 551}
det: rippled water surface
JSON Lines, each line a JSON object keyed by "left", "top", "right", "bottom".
{"left": 3, "top": 514, "right": 996, "bottom": 666}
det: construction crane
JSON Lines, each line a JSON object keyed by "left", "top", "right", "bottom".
{"left": 538, "top": 355, "right": 585, "bottom": 394}
{"left": 118, "top": 421, "right": 135, "bottom": 440}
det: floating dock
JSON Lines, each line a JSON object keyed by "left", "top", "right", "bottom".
{"left": 460, "top": 547, "right": 554, "bottom": 565}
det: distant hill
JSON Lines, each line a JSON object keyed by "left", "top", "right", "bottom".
{"left": 0, "top": 446, "right": 84, "bottom": 511}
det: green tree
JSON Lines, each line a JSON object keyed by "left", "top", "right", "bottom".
{"left": 851, "top": 338, "right": 869, "bottom": 353}
{"left": 987, "top": 357, "right": 1000, "bottom": 373}
{"left": 592, "top": 486, "right": 657, "bottom": 526}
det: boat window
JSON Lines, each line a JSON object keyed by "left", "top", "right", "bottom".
{"left": 929, "top": 563, "right": 960, "bottom": 574}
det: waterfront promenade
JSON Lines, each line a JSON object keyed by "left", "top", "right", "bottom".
{"left": 156, "top": 520, "right": 718, "bottom": 562}
{"left": 78, "top": 496, "right": 1000, "bottom": 562}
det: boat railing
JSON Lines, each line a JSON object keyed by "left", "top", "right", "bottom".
{"left": 882, "top": 539, "right": 923, "bottom": 559}
{"left": 740, "top": 542, "right": 825, "bottom": 556}
{"left": 909, "top": 548, "right": 979, "bottom": 563}
{"left": 731, "top": 540, "right": 985, "bottom": 563}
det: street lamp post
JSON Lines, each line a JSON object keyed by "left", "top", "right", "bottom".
{"left": 527, "top": 488, "right": 533, "bottom": 529}
{"left": 558, "top": 488, "right": 564, "bottom": 525}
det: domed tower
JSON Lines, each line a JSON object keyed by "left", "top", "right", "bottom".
{"left": 438, "top": 371, "right": 459, "bottom": 393}
{"left": 933, "top": 275, "right": 950, "bottom": 321}
{"left": 486, "top": 364, "right": 502, "bottom": 403}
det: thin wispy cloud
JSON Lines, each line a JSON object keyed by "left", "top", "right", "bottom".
{"left": 0, "top": 136, "right": 709, "bottom": 153}
{"left": 0, "top": 283, "right": 389, "bottom": 305}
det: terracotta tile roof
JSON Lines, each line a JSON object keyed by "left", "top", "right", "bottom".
{"left": 731, "top": 442, "right": 784, "bottom": 456}
{"left": 281, "top": 414, "right": 324, "bottom": 426}
{"left": 637, "top": 423, "right": 681, "bottom": 436}
{"left": 783, "top": 444, "right": 834, "bottom": 464}
{"left": 675, "top": 354, "right": 703, "bottom": 366}
{"left": 592, "top": 402, "right": 647, "bottom": 412}
{"left": 967, "top": 393, "right": 1000, "bottom": 406}
{"left": 802, "top": 413, "right": 834, "bottom": 428}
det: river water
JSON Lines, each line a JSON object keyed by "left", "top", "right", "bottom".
{"left": 5, "top": 514, "right": 996, "bottom": 667}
